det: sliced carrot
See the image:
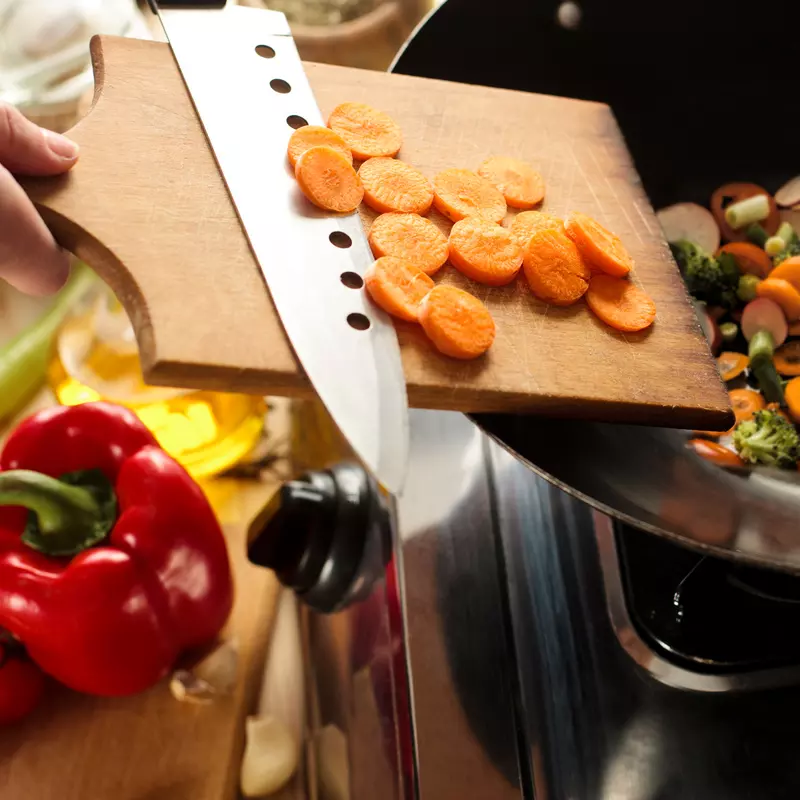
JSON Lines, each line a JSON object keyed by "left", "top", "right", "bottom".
{"left": 716, "top": 242, "right": 772, "bottom": 278}
{"left": 585, "top": 274, "right": 656, "bottom": 332}
{"left": 368, "top": 213, "right": 448, "bottom": 276}
{"left": 477, "top": 156, "right": 545, "bottom": 209}
{"left": 716, "top": 351, "right": 749, "bottom": 381}
{"left": 287, "top": 125, "right": 352, "bottom": 168}
{"left": 448, "top": 217, "right": 523, "bottom": 287}
{"left": 729, "top": 388, "right": 766, "bottom": 425}
{"left": 785, "top": 377, "right": 800, "bottom": 422}
{"left": 774, "top": 341, "right": 800, "bottom": 376}
{"left": 432, "top": 169, "right": 507, "bottom": 223}
{"left": 358, "top": 158, "right": 433, "bottom": 215}
{"left": 710, "top": 182, "right": 780, "bottom": 242}
{"left": 564, "top": 212, "right": 634, "bottom": 277}
{"left": 523, "top": 228, "right": 591, "bottom": 306}
{"left": 363, "top": 256, "right": 434, "bottom": 323}
{"left": 756, "top": 277, "right": 800, "bottom": 321}
{"left": 770, "top": 256, "right": 800, "bottom": 293}
{"left": 326, "top": 102, "right": 402, "bottom": 160}
{"left": 294, "top": 145, "right": 364, "bottom": 213}
{"left": 418, "top": 285, "right": 496, "bottom": 360}
{"left": 687, "top": 438, "right": 745, "bottom": 469}
{"left": 508, "top": 210, "right": 565, "bottom": 250}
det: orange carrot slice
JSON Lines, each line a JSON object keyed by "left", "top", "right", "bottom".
{"left": 363, "top": 256, "right": 434, "bottom": 323}
{"left": 477, "top": 156, "right": 545, "bottom": 209}
{"left": 716, "top": 242, "right": 772, "bottom": 278}
{"left": 327, "top": 102, "right": 402, "bottom": 160}
{"left": 432, "top": 168, "right": 507, "bottom": 223}
{"left": 716, "top": 351, "right": 749, "bottom": 381}
{"left": 790, "top": 320, "right": 800, "bottom": 336}
{"left": 287, "top": 125, "right": 352, "bottom": 168}
{"left": 522, "top": 228, "right": 590, "bottom": 306}
{"left": 294, "top": 145, "right": 364, "bottom": 213}
{"left": 687, "top": 438, "right": 745, "bottom": 469}
{"left": 368, "top": 213, "right": 448, "bottom": 276}
{"left": 756, "top": 277, "right": 800, "bottom": 321}
{"left": 785, "top": 377, "right": 800, "bottom": 422}
{"left": 770, "top": 256, "right": 800, "bottom": 292}
{"left": 565, "top": 212, "right": 635, "bottom": 277}
{"left": 358, "top": 158, "right": 433, "bottom": 215}
{"left": 774, "top": 341, "right": 800, "bottom": 376}
{"left": 585, "top": 274, "right": 656, "bottom": 332}
{"left": 729, "top": 388, "right": 766, "bottom": 425}
{"left": 508, "top": 210, "right": 565, "bottom": 250}
{"left": 448, "top": 217, "right": 524, "bottom": 286}
{"left": 418, "top": 285, "right": 496, "bottom": 360}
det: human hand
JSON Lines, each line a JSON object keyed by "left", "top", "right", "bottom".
{"left": 0, "top": 102, "right": 79, "bottom": 296}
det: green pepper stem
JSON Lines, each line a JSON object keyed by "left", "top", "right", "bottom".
{"left": 0, "top": 470, "right": 102, "bottom": 540}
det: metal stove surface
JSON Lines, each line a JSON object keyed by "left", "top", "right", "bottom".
{"left": 489, "top": 443, "right": 800, "bottom": 800}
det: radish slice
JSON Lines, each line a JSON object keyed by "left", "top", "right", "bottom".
{"left": 775, "top": 176, "right": 800, "bottom": 209}
{"left": 741, "top": 298, "right": 788, "bottom": 346}
{"left": 657, "top": 202, "right": 721, "bottom": 253}
{"left": 693, "top": 300, "right": 722, "bottom": 355}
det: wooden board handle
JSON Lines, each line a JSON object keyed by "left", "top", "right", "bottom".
{"left": 21, "top": 34, "right": 305, "bottom": 395}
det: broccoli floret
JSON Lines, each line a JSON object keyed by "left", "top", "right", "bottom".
{"left": 670, "top": 240, "right": 740, "bottom": 309}
{"left": 773, "top": 234, "right": 800, "bottom": 267}
{"left": 732, "top": 409, "right": 800, "bottom": 469}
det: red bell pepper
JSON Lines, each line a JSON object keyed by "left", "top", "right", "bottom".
{"left": 0, "top": 401, "right": 234, "bottom": 698}
{"left": 0, "top": 641, "right": 45, "bottom": 724}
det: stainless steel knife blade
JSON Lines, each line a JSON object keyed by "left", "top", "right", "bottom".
{"left": 152, "top": 3, "right": 409, "bottom": 493}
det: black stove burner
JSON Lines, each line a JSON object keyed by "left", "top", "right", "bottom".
{"left": 616, "top": 523, "right": 800, "bottom": 673}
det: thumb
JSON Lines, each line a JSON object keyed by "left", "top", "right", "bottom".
{"left": 0, "top": 102, "right": 79, "bottom": 177}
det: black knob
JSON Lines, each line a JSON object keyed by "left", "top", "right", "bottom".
{"left": 247, "top": 462, "right": 391, "bottom": 612}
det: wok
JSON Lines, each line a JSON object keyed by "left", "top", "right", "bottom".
{"left": 391, "top": 0, "right": 800, "bottom": 574}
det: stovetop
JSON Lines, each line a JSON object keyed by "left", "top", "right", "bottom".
{"left": 487, "top": 438, "right": 800, "bottom": 800}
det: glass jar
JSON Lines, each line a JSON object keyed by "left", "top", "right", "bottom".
{"left": 47, "top": 281, "right": 267, "bottom": 480}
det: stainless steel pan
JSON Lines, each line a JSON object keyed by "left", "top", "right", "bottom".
{"left": 392, "top": 0, "right": 800, "bottom": 573}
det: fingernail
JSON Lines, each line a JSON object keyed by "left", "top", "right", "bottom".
{"left": 44, "top": 130, "right": 79, "bottom": 160}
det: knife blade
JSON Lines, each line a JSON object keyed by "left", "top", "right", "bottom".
{"left": 150, "top": 2, "right": 409, "bottom": 493}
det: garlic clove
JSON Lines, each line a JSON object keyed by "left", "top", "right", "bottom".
{"left": 240, "top": 714, "right": 298, "bottom": 798}
{"left": 169, "top": 639, "right": 239, "bottom": 704}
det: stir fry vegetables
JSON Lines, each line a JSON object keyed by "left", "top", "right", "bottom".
{"left": 661, "top": 178, "right": 800, "bottom": 471}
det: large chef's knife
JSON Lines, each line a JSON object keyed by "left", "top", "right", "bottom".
{"left": 148, "top": 1, "right": 409, "bottom": 493}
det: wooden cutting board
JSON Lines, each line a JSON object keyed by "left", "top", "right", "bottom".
{"left": 21, "top": 35, "right": 733, "bottom": 431}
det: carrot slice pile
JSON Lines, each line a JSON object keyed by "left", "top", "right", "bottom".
{"left": 368, "top": 213, "right": 448, "bottom": 276}
{"left": 523, "top": 228, "right": 591, "bottom": 306}
{"left": 508, "top": 210, "right": 565, "bottom": 250}
{"left": 448, "top": 217, "right": 524, "bottom": 286}
{"left": 756, "top": 278, "right": 800, "bottom": 321}
{"left": 364, "top": 256, "right": 435, "bottom": 323}
{"left": 327, "top": 102, "right": 403, "bottom": 160}
{"left": 294, "top": 145, "right": 364, "bottom": 213}
{"left": 565, "top": 212, "right": 635, "bottom": 277}
{"left": 287, "top": 125, "right": 352, "bottom": 168}
{"left": 774, "top": 341, "right": 800, "bottom": 376}
{"left": 716, "top": 242, "right": 772, "bottom": 278}
{"left": 716, "top": 351, "right": 749, "bottom": 381}
{"left": 418, "top": 285, "right": 496, "bottom": 360}
{"left": 585, "top": 274, "right": 656, "bottom": 332}
{"left": 358, "top": 158, "right": 433, "bottom": 215}
{"left": 432, "top": 169, "right": 507, "bottom": 223}
{"left": 477, "top": 156, "right": 545, "bottom": 209}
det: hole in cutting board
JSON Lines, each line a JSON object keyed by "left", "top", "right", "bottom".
{"left": 270, "top": 79, "right": 291, "bottom": 94}
{"left": 287, "top": 115, "right": 308, "bottom": 129}
{"left": 329, "top": 232, "right": 352, "bottom": 248}
{"left": 341, "top": 272, "right": 363, "bottom": 289}
{"left": 347, "top": 313, "right": 371, "bottom": 330}
{"left": 255, "top": 45, "right": 275, "bottom": 58}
